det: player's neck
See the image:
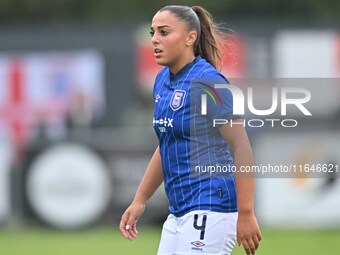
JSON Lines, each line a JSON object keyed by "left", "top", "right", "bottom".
{"left": 169, "top": 53, "right": 195, "bottom": 75}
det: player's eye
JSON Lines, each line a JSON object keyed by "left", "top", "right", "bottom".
{"left": 160, "top": 30, "right": 168, "bottom": 36}
{"left": 149, "top": 31, "right": 154, "bottom": 37}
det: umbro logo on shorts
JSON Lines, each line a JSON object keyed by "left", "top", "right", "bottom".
{"left": 191, "top": 240, "right": 205, "bottom": 248}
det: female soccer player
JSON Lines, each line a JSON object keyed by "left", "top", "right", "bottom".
{"left": 119, "top": 5, "right": 261, "bottom": 255}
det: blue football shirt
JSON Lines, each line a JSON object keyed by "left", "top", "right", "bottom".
{"left": 153, "top": 55, "right": 239, "bottom": 217}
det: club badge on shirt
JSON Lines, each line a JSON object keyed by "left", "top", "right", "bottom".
{"left": 170, "top": 90, "right": 186, "bottom": 111}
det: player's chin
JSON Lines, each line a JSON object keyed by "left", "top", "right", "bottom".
{"left": 154, "top": 57, "right": 169, "bottom": 66}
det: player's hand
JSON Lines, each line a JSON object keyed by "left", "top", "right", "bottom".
{"left": 237, "top": 211, "right": 262, "bottom": 255}
{"left": 119, "top": 201, "right": 145, "bottom": 241}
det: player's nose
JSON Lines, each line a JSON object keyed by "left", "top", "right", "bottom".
{"left": 151, "top": 33, "right": 160, "bottom": 45}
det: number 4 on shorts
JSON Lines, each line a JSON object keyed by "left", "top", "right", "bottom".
{"left": 193, "top": 214, "right": 207, "bottom": 240}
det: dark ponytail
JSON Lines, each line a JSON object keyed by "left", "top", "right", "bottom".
{"left": 159, "top": 5, "right": 223, "bottom": 70}
{"left": 191, "top": 6, "right": 223, "bottom": 70}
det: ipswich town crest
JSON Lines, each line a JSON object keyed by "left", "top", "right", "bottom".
{"left": 170, "top": 90, "right": 186, "bottom": 111}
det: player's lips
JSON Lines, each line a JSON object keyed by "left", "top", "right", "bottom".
{"left": 154, "top": 48, "right": 163, "bottom": 57}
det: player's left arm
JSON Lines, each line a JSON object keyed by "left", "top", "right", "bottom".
{"left": 219, "top": 119, "right": 262, "bottom": 255}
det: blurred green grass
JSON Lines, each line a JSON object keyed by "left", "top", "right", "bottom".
{"left": 0, "top": 226, "right": 340, "bottom": 255}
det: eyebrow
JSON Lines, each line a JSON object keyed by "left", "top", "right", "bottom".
{"left": 150, "top": 25, "right": 171, "bottom": 30}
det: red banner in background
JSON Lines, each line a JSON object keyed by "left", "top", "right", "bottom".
{"left": 337, "top": 34, "right": 340, "bottom": 77}
{"left": 221, "top": 35, "right": 245, "bottom": 78}
{"left": 136, "top": 43, "right": 162, "bottom": 95}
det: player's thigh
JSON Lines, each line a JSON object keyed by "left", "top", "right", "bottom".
{"left": 157, "top": 214, "right": 178, "bottom": 255}
{"left": 176, "top": 210, "right": 238, "bottom": 255}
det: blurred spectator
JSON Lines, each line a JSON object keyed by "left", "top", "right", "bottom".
{"left": 66, "top": 88, "right": 95, "bottom": 130}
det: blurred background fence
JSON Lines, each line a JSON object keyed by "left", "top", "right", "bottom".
{"left": 1, "top": 0, "right": 340, "bottom": 234}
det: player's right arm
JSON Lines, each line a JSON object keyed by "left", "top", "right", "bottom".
{"left": 119, "top": 146, "right": 163, "bottom": 240}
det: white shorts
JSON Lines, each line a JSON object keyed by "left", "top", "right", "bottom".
{"left": 157, "top": 210, "right": 238, "bottom": 255}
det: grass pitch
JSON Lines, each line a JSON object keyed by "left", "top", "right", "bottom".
{"left": 0, "top": 226, "right": 340, "bottom": 255}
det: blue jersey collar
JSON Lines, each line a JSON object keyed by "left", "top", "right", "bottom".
{"left": 169, "top": 55, "right": 202, "bottom": 84}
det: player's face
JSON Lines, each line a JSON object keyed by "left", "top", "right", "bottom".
{"left": 150, "top": 11, "right": 196, "bottom": 73}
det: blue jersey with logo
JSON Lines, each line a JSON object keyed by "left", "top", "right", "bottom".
{"left": 153, "top": 55, "right": 238, "bottom": 217}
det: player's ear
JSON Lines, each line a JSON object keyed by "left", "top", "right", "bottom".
{"left": 186, "top": 31, "right": 198, "bottom": 47}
